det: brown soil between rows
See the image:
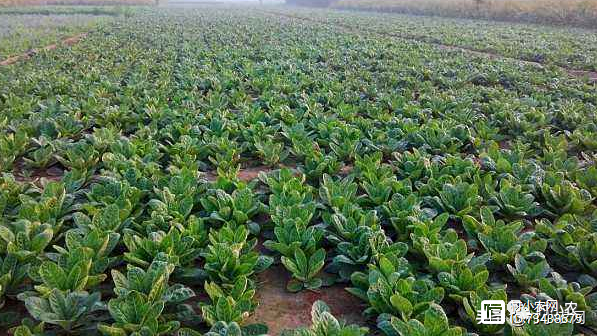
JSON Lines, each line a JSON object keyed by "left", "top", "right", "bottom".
{"left": 0, "top": 33, "right": 87, "bottom": 66}
{"left": 202, "top": 165, "right": 276, "bottom": 182}
{"left": 13, "top": 161, "right": 64, "bottom": 184}
{"left": 247, "top": 265, "right": 369, "bottom": 335}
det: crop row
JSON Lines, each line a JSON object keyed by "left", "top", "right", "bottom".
{"left": 267, "top": 6, "right": 597, "bottom": 72}
{"left": 0, "top": 12, "right": 111, "bottom": 62}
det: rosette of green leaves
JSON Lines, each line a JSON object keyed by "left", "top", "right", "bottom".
{"left": 575, "top": 165, "right": 597, "bottom": 198}
{"left": 281, "top": 300, "right": 368, "bottom": 336}
{"left": 539, "top": 175, "right": 592, "bottom": 217}
{"left": 422, "top": 237, "right": 472, "bottom": 274}
{"left": 72, "top": 204, "right": 129, "bottom": 233}
{"left": 463, "top": 207, "right": 545, "bottom": 266}
{"left": 85, "top": 178, "right": 143, "bottom": 222}
{"left": 122, "top": 228, "right": 201, "bottom": 270}
{"left": 378, "top": 303, "right": 464, "bottom": 336}
{"left": 199, "top": 186, "right": 264, "bottom": 234}
{"left": 55, "top": 141, "right": 99, "bottom": 172}
{"left": 0, "top": 254, "right": 28, "bottom": 308}
{"left": 111, "top": 253, "right": 195, "bottom": 306}
{"left": 507, "top": 254, "right": 552, "bottom": 289}
{"left": 437, "top": 255, "right": 490, "bottom": 303}
{"left": 537, "top": 272, "right": 597, "bottom": 326}
{"left": 179, "top": 321, "right": 268, "bottom": 336}
{"left": 409, "top": 213, "right": 450, "bottom": 256}
{"left": 51, "top": 227, "right": 120, "bottom": 276}
{"left": 29, "top": 247, "right": 106, "bottom": 296}
{"left": 0, "top": 220, "right": 53, "bottom": 261}
{"left": 382, "top": 193, "right": 436, "bottom": 241}
{"left": 425, "top": 181, "right": 481, "bottom": 218}
{"left": 489, "top": 179, "right": 541, "bottom": 218}
{"left": 319, "top": 174, "right": 361, "bottom": 210}
{"left": 0, "top": 127, "right": 28, "bottom": 172}
{"left": 18, "top": 181, "right": 74, "bottom": 231}
{"left": 99, "top": 291, "right": 179, "bottom": 336}
{"left": 535, "top": 214, "right": 595, "bottom": 272}
{"left": 201, "top": 276, "right": 256, "bottom": 326}
{"left": 282, "top": 247, "right": 327, "bottom": 292}
{"left": 349, "top": 249, "right": 438, "bottom": 321}
{"left": 392, "top": 149, "right": 430, "bottom": 181}
{"left": 203, "top": 225, "right": 272, "bottom": 285}
{"left": 461, "top": 288, "right": 508, "bottom": 334}
{"left": 24, "top": 289, "right": 105, "bottom": 334}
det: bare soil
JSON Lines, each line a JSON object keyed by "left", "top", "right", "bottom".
{"left": 247, "top": 265, "right": 369, "bottom": 335}
{"left": 237, "top": 165, "right": 273, "bottom": 182}
{"left": 0, "top": 33, "right": 87, "bottom": 66}
{"left": 13, "top": 162, "right": 64, "bottom": 184}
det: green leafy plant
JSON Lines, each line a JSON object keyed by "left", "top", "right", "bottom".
{"left": 281, "top": 300, "right": 368, "bottom": 336}
{"left": 0, "top": 254, "right": 28, "bottom": 308}
{"left": 9, "top": 319, "right": 45, "bottom": 336}
{"left": 464, "top": 207, "right": 546, "bottom": 266}
{"left": 122, "top": 228, "right": 201, "bottom": 270}
{"left": 507, "top": 254, "right": 552, "bottom": 289}
{"left": 201, "top": 276, "right": 257, "bottom": 326}
{"left": 378, "top": 303, "right": 464, "bottom": 336}
{"left": 23, "top": 137, "right": 56, "bottom": 169}
{"left": 31, "top": 247, "right": 106, "bottom": 296}
{"left": 437, "top": 262, "right": 489, "bottom": 302}
{"left": 282, "top": 248, "right": 327, "bottom": 292}
{"left": 55, "top": 141, "right": 99, "bottom": 171}
{"left": 348, "top": 251, "right": 439, "bottom": 321}
{"left": 426, "top": 181, "right": 481, "bottom": 218}
{"left": 179, "top": 321, "right": 268, "bottom": 336}
{"left": 489, "top": 179, "right": 541, "bottom": 218}
{"left": 422, "top": 238, "right": 472, "bottom": 274}
{"left": 319, "top": 174, "right": 360, "bottom": 210}
{"left": 0, "top": 220, "right": 53, "bottom": 261}
{"left": 203, "top": 225, "right": 272, "bottom": 285}
{"left": 99, "top": 291, "right": 179, "bottom": 336}
{"left": 0, "top": 127, "right": 29, "bottom": 172}
{"left": 382, "top": 193, "right": 434, "bottom": 241}
{"left": 539, "top": 178, "right": 592, "bottom": 217}
{"left": 253, "top": 136, "right": 289, "bottom": 166}
{"left": 461, "top": 288, "right": 508, "bottom": 334}
{"left": 575, "top": 165, "right": 597, "bottom": 197}
{"left": 299, "top": 152, "right": 341, "bottom": 183}
{"left": 111, "top": 253, "right": 195, "bottom": 306}
{"left": 200, "top": 186, "right": 264, "bottom": 233}
{"left": 536, "top": 272, "right": 597, "bottom": 326}
{"left": 24, "top": 289, "right": 105, "bottom": 334}
{"left": 18, "top": 181, "right": 74, "bottom": 229}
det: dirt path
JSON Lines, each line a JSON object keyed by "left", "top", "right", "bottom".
{"left": 0, "top": 33, "right": 87, "bottom": 66}
{"left": 246, "top": 265, "right": 369, "bottom": 335}
{"left": 263, "top": 10, "right": 597, "bottom": 83}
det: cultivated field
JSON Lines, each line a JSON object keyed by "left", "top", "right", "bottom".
{"left": 0, "top": 0, "right": 154, "bottom": 6}
{"left": 0, "top": 4, "right": 597, "bottom": 336}
{"left": 330, "top": 0, "right": 597, "bottom": 29}
{"left": 0, "top": 13, "right": 110, "bottom": 61}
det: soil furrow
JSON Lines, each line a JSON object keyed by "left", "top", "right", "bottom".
{"left": 0, "top": 32, "right": 87, "bottom": 66}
